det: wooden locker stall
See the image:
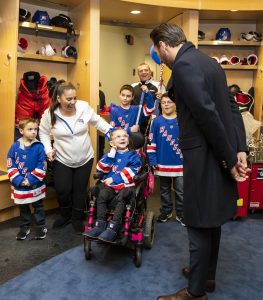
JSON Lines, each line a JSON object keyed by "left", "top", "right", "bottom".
{"left": 0, "top": 0, "right": 100, "bottom": 222}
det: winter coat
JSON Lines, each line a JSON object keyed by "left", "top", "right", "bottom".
{"left": 167, "top": 42, "right": 247, "bottom": 227}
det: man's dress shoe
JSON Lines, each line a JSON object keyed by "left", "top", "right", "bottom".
{"left": 157, "top": 288, "right": 208, "bottom": 300}
{"left": 182, "top": 268, "right": 216, "bottom": 293}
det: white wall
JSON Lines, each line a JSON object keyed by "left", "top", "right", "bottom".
{"left": 99, "top": 25, "right": 154, "bottom": 105}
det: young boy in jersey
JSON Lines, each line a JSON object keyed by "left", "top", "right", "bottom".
{"left": 147, "top": 93, "right": 184, "bottom": 225}
{"left": 110, "top": 84, "right": 155, "bottom": 135}
{"left": 83, "top": 128, "right": 141, "bottom": 242}
{"left": 7, "top": 118, "right": 47, "bottom": 240}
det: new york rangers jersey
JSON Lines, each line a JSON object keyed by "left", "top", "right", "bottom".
{"left": 96, "top": 149, "right": 141, "bottom": 190}
{"left": 147, "top": 115, "right": 183, "bottom": 177}
{"left": 7, "top": 139, "right": 46, "bottom": 204}
{"left": 110, "top": 92, "right": 155, "bottom": 134}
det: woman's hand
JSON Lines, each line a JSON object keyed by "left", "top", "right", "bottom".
{"left": 47, "top": 149, "right": 56, "bottom": 162}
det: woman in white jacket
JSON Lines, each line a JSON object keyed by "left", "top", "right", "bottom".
{"left": 39, "top": 81, "right": 112, "bottom": 232}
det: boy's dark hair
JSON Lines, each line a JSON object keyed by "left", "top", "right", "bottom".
{"left": 150, "top": 23, "right": 187, "bottom": 48}
{"left": 120, "top": 84, "right": 134, "bottom": 97}
{"left": 18, "top": 118, "right": 38, "bottom": 130}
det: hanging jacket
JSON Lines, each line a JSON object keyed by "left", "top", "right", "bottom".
{"left": 15, "top": 75, "right": 51, "bottom": 126}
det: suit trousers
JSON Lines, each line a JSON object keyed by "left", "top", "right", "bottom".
{"left": 187, "top": 226, "right": 221, "bottom": 296}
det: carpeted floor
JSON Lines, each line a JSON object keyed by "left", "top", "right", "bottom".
{"left": 0, "top": 212, "right": 263, "bottom": 300}
{"left": 0, "top": 209, "right": 83, "bottom": 285}
{"left": 0, "top": 177, "right": 263, "bottom": 300}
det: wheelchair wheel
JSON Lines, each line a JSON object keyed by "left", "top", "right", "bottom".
{"left": 143, "top": 210, "right": 155, "bottom": 249}
{"left": 84, "top": 237, "right": 92, "bottom": 260}
{"left": 133, "top": 246, "right": 142, "bottom": 268}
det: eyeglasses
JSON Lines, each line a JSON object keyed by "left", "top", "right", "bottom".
{"left": 112, "top": 134, "right": 129, "bottom": 140}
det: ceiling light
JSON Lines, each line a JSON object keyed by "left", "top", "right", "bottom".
{"left": 230, "top": 10, "right": 238, "bottom": 12}
{"left": 130, "top": 10, "right": 141, "bottom": 15}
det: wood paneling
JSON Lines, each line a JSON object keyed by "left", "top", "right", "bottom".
{"left": 0, "top": 0, "right": 19, "bottom": 171}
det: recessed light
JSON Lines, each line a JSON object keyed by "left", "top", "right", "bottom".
{"left": 130, "top": 10, "right": 141, "bottom": 15}
{"left": 230, "top": 10, "right": 238, "bottom": 12}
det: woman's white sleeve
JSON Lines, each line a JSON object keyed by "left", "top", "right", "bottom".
{"left": 88, "top": 106, "right": 112, "bottom": 134}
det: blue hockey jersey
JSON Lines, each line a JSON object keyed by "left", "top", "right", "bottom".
{"left": 7, "top": 139, "right": 46, "bottom": 204}
{"left": 147, "top": 115, "right": 183, "bottom": 177}
{"left": 110, "top": 92, "right": 155, "bottom": 134}
{"left": 96, "top": 149, "right": 141, "bottom": 190}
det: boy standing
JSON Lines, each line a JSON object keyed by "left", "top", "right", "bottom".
{"left": 83, "top": 128, "right": 141, "bottom": 242}
{"left": 110, "top": 84, "right": 155, "bottom": 134}
{"left": 147, "top": 94, "right": 184, "bottom": 225}
{"left": 7, "top": 119, "right": 47, "bottom": 240}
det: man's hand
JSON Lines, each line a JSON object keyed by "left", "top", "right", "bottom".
{"left": 237, "top": 152, "right": 251, "bottom": 177}
{"left": 141, "top": 85, "right": 149, "bottom": 93}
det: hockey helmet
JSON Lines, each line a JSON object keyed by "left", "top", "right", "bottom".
{"left": 198, "top": 30, "right": 205, "bottom": 40}
{"left": 215, "top": 28, "right": 231, "bottom": 41}
{"left": 19, "top": 8, "right": 31, "bottom": 22}
{"left": 229, "top": 84, "right": 241, "bottom": 96}
{"left": 32, "top": 10, "right": 50, "bottom": 25}
{"left": 61, "top": 46, "right": 77, "bottom": 58}
{"left": 240, "top": 31, "right": 262, "bottom": 42}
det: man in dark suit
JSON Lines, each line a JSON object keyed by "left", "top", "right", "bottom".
{"left": 150, "top": 24, "right": 249, "bottom": 300}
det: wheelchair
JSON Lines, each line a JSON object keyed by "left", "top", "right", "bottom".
{"left": 83, "top": 132, "right": 155, "bottom": 267}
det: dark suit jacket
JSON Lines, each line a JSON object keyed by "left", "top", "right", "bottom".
{"left": 167, "top": 42, "right": 246, "bottom": 227}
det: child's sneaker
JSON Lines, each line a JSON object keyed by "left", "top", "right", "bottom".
{"left": 16, "top": 227, "right": 30, "bottom": 240}
{"left": 157, "top": 212, "right": 173, "bottom": 223}
{"left": 35, "top": 226, "right": 47, "bottom": 240}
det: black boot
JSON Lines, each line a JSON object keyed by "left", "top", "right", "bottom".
{"left": 83, "top": 220, "right": 107, "bottom": 239}
{"left": 53, "top": 207, "right": 71, "bottom": 228}
{"left": 98, "top": 220, "right": 120, "bottom": 243}
{"left": 71, "top": 208, "right": 85, "bottom": 233}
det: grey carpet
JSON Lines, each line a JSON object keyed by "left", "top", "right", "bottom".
{"left": 0, "top": 214, "right": 262, "bottom": 300}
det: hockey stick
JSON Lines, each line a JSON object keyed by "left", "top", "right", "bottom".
{"left": 135, "top": 91, "right": 145, "bottom": 125}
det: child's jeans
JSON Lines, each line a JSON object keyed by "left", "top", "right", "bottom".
{"left": 159, "top": 176, "right": 184, "bottom": 217}
{"left": 19, "top": 199, "right": 45, "bottom": 228}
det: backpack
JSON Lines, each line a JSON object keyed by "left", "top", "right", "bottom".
{"left": 50, "top": 14, "right": 75, "bottom": 35}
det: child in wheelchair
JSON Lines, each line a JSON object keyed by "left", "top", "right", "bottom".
{"left": 83, "top": 128, "right": 142, "bottom": 243}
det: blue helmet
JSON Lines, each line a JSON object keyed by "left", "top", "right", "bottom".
{"left": 215, "top": 28, "right": 231, "bottom": 41}
{"left": 32, "top": 10, "right": 50, "bottom": 25}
